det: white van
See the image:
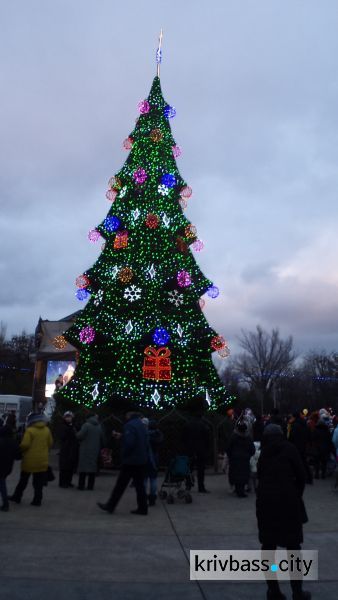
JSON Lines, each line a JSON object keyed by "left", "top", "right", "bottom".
{"left": 0, "top": 395, "right": 32, "bottom": 426}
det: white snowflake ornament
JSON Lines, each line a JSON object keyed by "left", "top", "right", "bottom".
{"left": 158, "top": 184, "right": 169, "bottom": 196}
{"left": 124, "top": 285, "right": 142, "bottom": 302}
{"left": 94, "top": 290, "right": 104, "bottom": 306}
{"left": 168, "top": 289, "right": 184, "bottom": 307}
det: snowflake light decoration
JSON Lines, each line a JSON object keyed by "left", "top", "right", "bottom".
{"left": 124, "top": 285, "right": 142, "bottom": 302}
{"left": 158, "top": 184, "right": 169, "bottom": 196}
{"left": 94, "top": 290, "right": 103, "bottom": 306}
{"left": 168, "top": 290, "right": 184, "bottom": 307}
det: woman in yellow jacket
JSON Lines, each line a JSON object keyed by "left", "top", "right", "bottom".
{"left": 9, "top": 413, "right": 53, "bottom": 506}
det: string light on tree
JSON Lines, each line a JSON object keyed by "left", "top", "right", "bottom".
{"left": 56, "top": 36, "right": 230, "bottom": 411}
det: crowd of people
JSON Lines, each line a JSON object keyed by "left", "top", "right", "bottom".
{"left": 1, "top": 404, "right": 337, "bottom": 599}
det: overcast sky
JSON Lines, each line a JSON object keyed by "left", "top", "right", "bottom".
{"left": 1, "top": 0, "right": 338, "bottom": 357}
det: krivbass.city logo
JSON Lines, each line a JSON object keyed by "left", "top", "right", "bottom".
{"left": 190, "top": 550, "right": 318, "bottom": 581}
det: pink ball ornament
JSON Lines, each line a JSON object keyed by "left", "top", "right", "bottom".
{"left": 172, "top": 145, "right": 182, "bottom": 158}
{"left": 199, "top": 298, "right": 206, "bottom": 309}
{"left": 179, "top": 198, "right": 188, "bottom": 210}
{"left": 133, "top": 168, "right": 147, "bottom": 184}
{"left": 177, "top": 270, "right": 192, "bottom": 288}
{"left": 218, "top": 346, "right": 230, "bottom": 359}
{"left": 123, "top": 137, "right": 133, "bottom": 150}
{"left": 106, "top": 189, "right": 118, "bottom": 202}
{"left": 192, "top": 239, "right": 204, "bottom": 252}
{"left": 79, "top": 326, "right": 95, "bottom": 344}
{"left": 138, "top": 100, "right": 150, "bottom": 114}
{"left": 88, "top": 229, "right": 101, "bottom": 243}
{"left": 180, "top": 186, "right": 192, "bottom": 199}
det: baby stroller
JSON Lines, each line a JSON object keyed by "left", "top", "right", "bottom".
{"left": 159, "top": 455, "right": 193, "bottom": 504}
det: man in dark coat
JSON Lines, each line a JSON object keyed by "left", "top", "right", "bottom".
{"left": 289, "top": 412, "right": 313, "bottom": 484}
{"left": 97, "top": 412, "right": 149, "bottom": 515}
{"left": 183, "top": 414, "right": 211, "bottom": 493}
{"left": 57, "top": 411, "right": 79, "bottom": 488}
{"left": 256, "top": 424, "right": 311, "bottom": 600}
{"left": 226, "top": 421, "right": 255, "bottom": 497}
{"left": 0, "top": 425, "right": 21, "bottom": 511}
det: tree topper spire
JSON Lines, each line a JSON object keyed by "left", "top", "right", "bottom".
{"left": 156, "top": 29, "right": 163, "bottom": 77}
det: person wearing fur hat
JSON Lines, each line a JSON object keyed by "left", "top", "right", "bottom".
{"left": 256, "top": 424, "right": 311, "bottom": 600}
{"left": 226, "top": 421, "right": 255, "bottom": 497}
{"left": 57, "top": 412, "right": 79, "bottom": 488}
{"left": 8, "top": 413, "right": 53, "bottom": 506}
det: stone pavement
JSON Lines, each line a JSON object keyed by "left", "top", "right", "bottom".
{"left": 1, "top": 456, "right": 337, "bottom": 600}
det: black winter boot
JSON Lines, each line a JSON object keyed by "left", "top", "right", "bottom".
{"left": 148, "top": 494, "right": 157, "bottom": 506}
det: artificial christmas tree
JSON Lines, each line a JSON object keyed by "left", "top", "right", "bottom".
{"left": 56, "top": 51, "right": 230, "bottom": 410}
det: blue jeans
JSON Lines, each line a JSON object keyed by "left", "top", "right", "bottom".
{"left": 0, "top": 478, "right": 8, "bottom": 504}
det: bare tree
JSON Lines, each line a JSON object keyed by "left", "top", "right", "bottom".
{"left": 235, "top": 325, "right": 296, "bottom": 413}
{"left": 0, "top": 321, "right": 6, "bottom": 347}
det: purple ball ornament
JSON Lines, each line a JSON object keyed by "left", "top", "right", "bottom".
{"left": 88, "top": 229, "right": 101, "bottom": 243}
{"left": 133, "top": 168, "right": 148, "bottom": 184}
{"left": 177, "top": 270, "right": 192, "bottom": 288}
{"left": 103, "top": 216, "right": 121, "bottom": 232}
{"left": 172, "top": 145, "right": 182, "bottom": 158}
{"left": 192, "top": 239, "right": 204, "bottom": 252}
{"left": 138, "top": 100, "right": 150, "bottom": 114}
{"left": 207, "top": 285, "right": 219, "bottom": 299}
{"left": 164, "top": 105, "right": 176, "bottom": 119}
{"left": 79, "top": 326, "right": 95, "bottom": 344}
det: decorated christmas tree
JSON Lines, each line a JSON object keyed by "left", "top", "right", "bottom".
{"left": 56, "top": 38, "right": 230, "bottom": 410}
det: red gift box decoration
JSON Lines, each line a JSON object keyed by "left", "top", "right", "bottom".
{"left": 114, "top": 230, "right": 128, "bottom": 249}
{"left": 142, "top": 346, "right": 172, "bottom": 381}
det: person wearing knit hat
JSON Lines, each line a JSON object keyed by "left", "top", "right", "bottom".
{"left": 8, "top": 413, "right": 53, "bottom": 507}
{"left": 256, "top": 418, "right": 311, "bottom": 600}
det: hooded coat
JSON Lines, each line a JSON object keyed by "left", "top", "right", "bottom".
{"left": 256, "top": 437, "right": 306, "bottom": 547}
{"left": 76, "top": 416, "right": 103, "bottom": 473}
{"left": 20, "top": 421, "right": 53, "bottom": 473}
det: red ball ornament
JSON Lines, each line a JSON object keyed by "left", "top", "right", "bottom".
{"left": 145, "top": 213, "right": 159, "bottom": 229}
{"left": 211, "top": 335, "right": 226, "bottom": 351}
{"left": 76, "top": 274, "right": 90, "bottom": 289}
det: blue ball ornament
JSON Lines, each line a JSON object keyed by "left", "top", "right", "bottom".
{"left": 76, "top": 289, "right": 90, "bottom": 301}
{"left": 207, "top": 285, "right": 219, "bottom": 299}
{"left": 164, "top": 105, "right": 176, "bottom": 119}
{"left": 161, "top": 173, "right": 176, "bottom": 188}
{"left": 153, "top": 327, "right": 171, "bottom": 345}
{"left": 104, "top": 215, "right": 121, "bottom": 232}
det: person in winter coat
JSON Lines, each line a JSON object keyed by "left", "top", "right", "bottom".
{"left": 226, "top": 421, "right": 255, "bottom": 497}
{"left": 182, "top": 414, "right": 211, "bottom": 493}
{"left": 76, "top": 414, "right": 103, "bottom": 491}
{"left": 143, "top": 418, "right": 163, "bottom": 506}
{"left": 57, "top": 411, "right": 79, "bottom": 488}
{"left": 9, "top": 413, "right": 53, "bottom": 506}
{"left": 97, "top": 412, "right": 149, "bottom": 515}
{"left": 256, "top": 424, "right": 310, "bottom": 600}
{"left": 311, "top": 418, "right": 333, "bottom": 479}
{"left": 289, "top": 412, "right": 313, "bottom": 484}
{"left": 0, "top": 425, "right": 21, "bottom": 511}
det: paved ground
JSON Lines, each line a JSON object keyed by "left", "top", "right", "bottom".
{"left": 1, "top": 454, "right": 337, "bottom": 600}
